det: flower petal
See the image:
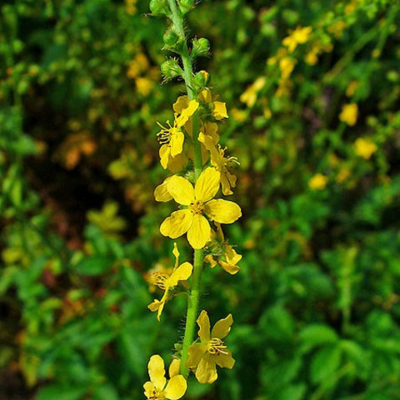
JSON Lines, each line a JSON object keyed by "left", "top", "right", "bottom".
{"left": 213, "top": 101, "right": 228, "bottom": 120}
{"left": 194, "top": 167, "right": 220, "bottom": 203}
{"left": 170, "top": 129, "right": 184, "bottom": 157}
{"left": 215, "top": 351, "right": 235, "bottom": 369}
{"left": 167, "top": 152, "right": 188, "bottom": 173}
{"left": 164, "top": 375, "right": 187, "bottom": 400}
{"left": 176, "top": 100, "right": 199, "bottom": 127}
{"left": 169, "top": 262, "right": 193, "bottom": 286}
{"left": 195, "top": 354, "right": 218, "bottom": 384}
{"left": 187, "top": 214, "right": 211, "bottom": 249}
{"left": 154, "top": 177, "right": 173, "bottom": 202}
{"left": 160, "top": 210, "right": 193, "bottom": 239}
{"left": 187, "top": 343, "right": 207, "bottom": 370}
{"left": 219, "top": 260, "right": 240, "bottom": 275}
{"left": 204, "top": 199, "right": 241, "bottom": 224}
{"left": 148, "top": 355, "right": 167, "bottom": 391}
{"left": 159, "top": 145, "right": 170, "bottom": 170}
{"left": 169, "top": 359, "right": 181, "bottom": 378}
{"left": 167, "top": 176, "right": 194, "bottom": 205}
{"left": 172, "top": 242, "right": 179, "bottom": 268}
{"left": 143, "top": 381, "right": 156, "bottom": 398}
{"left": 173, "top": 95, "right": 189, "bottom": 114}
{"left": 197, "top": 310, "right": 211, "bottom": 342}
{"left": 148, "top": 299, "right": 166, "bottom": 321}
{"left": 211, "top": 314, "right": 233, "bottom": 339}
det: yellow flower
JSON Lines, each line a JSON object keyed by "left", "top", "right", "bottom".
{"left": 346, "top": 81, "right": 359, "bottom": 97}
{"left": 240, "top": 77, "right": 266, "bottom": 108}
{"left": 199, "top": 89, "right": 229, "bottom": 120}
{"left": 282, "top": 26, "right": 312, "bottom": 53}
{"left": 354, "top": 138, "right": 377, "bottom": 160}
{"left": 187, "top": 310, "right": 235, "bottom": 383}
{"left": 309, "top": 173, "right": 328, "bottom": 190}
{"left": 159, "top": 167, "right": 242, "bottom": 249}
{"left": 205, "top": 223, "right": 241, "bottom": 275}
{"left": 339, "top": 104, "right": 358, "bottom": 126}
{"left": 144, "top": 355, "right": 187, "bottom": 400}
{"left": 198, "top": 132, "right": 238, "bottom": 195}
{"left": 136, "top": 77, "right": 154, "bottom": 96}
{"left": 336, "top": 167, "right": 351, "bottom": 183}
{"left": 157, "top": 100, "right": 199, "bottom": 171}
{"left": 279, "top": 57, "right": 296, "bottom": 79}
{"left": 148, "top": 243, "right": 193, "bottom": 320}
{"left": 127, "top": 53, "right": 149, "bottom": 79}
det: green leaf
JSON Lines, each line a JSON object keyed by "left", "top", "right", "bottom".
{"left": 279, "top": 383, "right": 306, "bottom": 400}
{"left": 299, "top": 324, "right": 338, "bottom": 353}
{"left": 75, "top": 256, "right": 114, "bottom": 276}
{"left": 310, "top": 345, "right": 342, "bottom": 384}
{"left": 37, "top": 385, "right": 86, "bottom": 400}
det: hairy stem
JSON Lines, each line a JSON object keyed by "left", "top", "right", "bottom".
{"left": 166, "top": 0, "right": 204, "bottom": 376}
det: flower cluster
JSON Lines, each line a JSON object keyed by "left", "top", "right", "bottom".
{"left": 144, "top": 0, "right": 242, "bottom": 396}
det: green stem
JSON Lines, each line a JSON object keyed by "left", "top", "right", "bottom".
{"left": 166, "top": 0, "right": 204, "bottom": 376}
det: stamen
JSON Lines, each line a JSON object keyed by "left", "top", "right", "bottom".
{"left": 152, "top": 272, "right": 169, "bottom": 290}
{"left": 190, "top": 200, "right": 204, "bottom": 214}
{"left": 207, "top": 338, "right": 228, "bottom": 355}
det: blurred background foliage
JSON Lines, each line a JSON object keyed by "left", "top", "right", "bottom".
{"left": 1, "top": 0, "right": 400, "bottom": 399}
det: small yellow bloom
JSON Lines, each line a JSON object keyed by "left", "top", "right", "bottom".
{"left": 336, "top": 167, "right": 351, "bottom": 183}
{"left": 354, "top": 138, "right": 377, "bottom": 160}
{"left": 157, "top": 100, "right": 199, "bottom": 171}
{"left": 198, "top": 89, "right": 229, "bottom": 120}
{"left": 187, "top": 310, "right": 235, "bottom": 384}
{"left": 282, "top": 26, "right": 312, "bottom": 53}
{"left": 346, "top": 81, "right": 359, "bottom": 97}
{"left": 309, "top": 173, "right": 328, "bottom": 190}
{"left": 158, "top": 167, "right": 242, "bottom": 249}
{"left": 148, "top": 243, "right": 193, "bottom": 320}
{"left": 127, "top": 53, "right": 149, "bottom": 79}
{"left": 240, "top": 77, "right": 266, "bottom": 108}
{"left": 205, "top": 224, "right": 241, "bottom": 275}
{"left": 198, "top": 132, "right": 238, "bottom": 196}
{"left": 136, "top": 77, "right": 154, "bottom": 96}
{"left": 279, "top": 57, "right": 296, "bottom": 79}
{"left": 144, "top": 355, "right": 187, "bottom": 400}
{"left": 339, "top": 104, "right": 358, "bottom": 126}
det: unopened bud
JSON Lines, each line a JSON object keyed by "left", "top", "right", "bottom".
{"left": 192, "top": 38, "right": 210, "bottom": 58}
{"left": 193, "top": 70, "right": 210, "bottom": 91}
{"left": 163, "top": 28, "right": 181, "bottom": 49}
{"left": 149, "top": 0, "right": 169, "bottom": 16}
{"left": 179, "top": 0, "right": 195, "bottom": 14}
{"left": 161, "top": 59, "right": 183, "bottom": 80}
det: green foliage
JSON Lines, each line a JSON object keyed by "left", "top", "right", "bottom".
{"left": 1, "top": 0, "right": 400, "bottom": 399}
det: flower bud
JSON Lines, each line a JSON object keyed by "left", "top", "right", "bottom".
{"left": 192, "top": 38, "right": 210, "bottom": 58}
{"left": 149, "top": 0, "right": 169, "bottom": 16}
{"left": 193, "top": 70, "right": 210, "bottom": 91}
{"left": 163, "top": 28, "right": 181, "bottom": 49}
{"left": 161, "top": 59, "right": 183, "bottom": 81}
{"left": 179, "top": 0, "right": 195, "bottom": 14}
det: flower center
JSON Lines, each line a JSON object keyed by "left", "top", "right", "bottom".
{"left": 207, "top": 338, "right": 228, "bottom": 355}
{"left": 156, "top": 121, "right": 174, "bottom": 145}
{"left": 152, "top": 272, "right": 169, "bottom": 290}
{"left": 149, "top": 388, "right": 165, "bottom": 400}
{"left": 190, "top": 200, "right": 204, "bottom": 215}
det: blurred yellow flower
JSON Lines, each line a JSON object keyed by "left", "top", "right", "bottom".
{"left": 240, "top": 77, "right": 266, "bottom": 108}
{"left": 148, "top": 243, "right": 193, "bottom": 320}
{"left": 187, "top": 310, "right": 235, "bottom": 383}
{"left": 283, "top": 26, "right": 312, "bottom": 53}
{"left": 279, "top": 57, "right": 296, "bottom": 79}
{"left": 136, "top": 77, "right": 154, "bottom": 96}
{"left": 230, "top": 108, "right": 247, "bottom": 123}
{"left": 125, "top": 0, "right": 137, "bottom": 15}
{"left": 127, "top": 53, "right": 149, "bottom": 79}
{"left": 346, "top": 81, "right": 359, "bottom": 97}
{"left": 354, "top": 138, "right": 377, "bottom": 159}
{"left": 309, "top": 173, "right": 328, "bottom": 190}
{"left": 159, "top": 168, "right": 242, "bottom": 249}
{"left": 336, "top": 167, "right": 351, "bottom": 183}
{"left": 144, "top": 355, "right": 187, "bottom": 400}
{"left": 339, "top": 104, "right": 358, "bottom": 126}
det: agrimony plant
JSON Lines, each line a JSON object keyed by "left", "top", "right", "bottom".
{"left": 143, "top": 0, "right": 242, "bottom": 398}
